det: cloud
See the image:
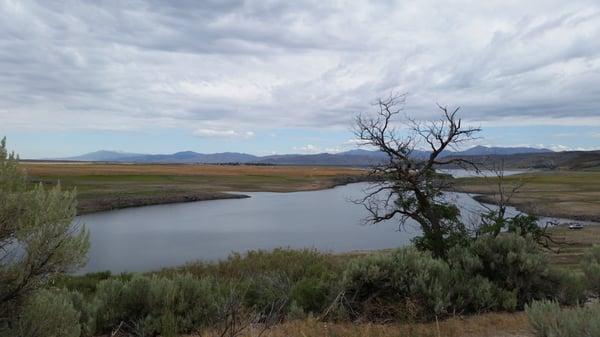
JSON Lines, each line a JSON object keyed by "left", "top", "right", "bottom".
{"left": 292, "top": 144, "right": 344, "bottom": 154}
{"left": 0, "top": 0, "right": 599, "bottom": 138}
{"left": 193, "top": 128, "right": 254, "bottom": 139}
{"left": 292, "top": 144, "right": 321, "bottom": 154}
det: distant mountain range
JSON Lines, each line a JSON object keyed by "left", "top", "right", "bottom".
{"left": 60, "top": 146, "right": 554, "bottom": 166}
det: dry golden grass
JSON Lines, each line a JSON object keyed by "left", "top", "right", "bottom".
{"left": 20, "top": 162, "right": 367, "bottom": 213}
{"left": 21, "top": 162, "right": 364, "bottom": 178}
{"left": 456, "top": 171, "right": 600, "bottom": 222}
{"left": 194, "top": 312, "right": 533, "bottom": 337}
{"left": 546, "top": 224, "right": 600, "bottom": 268}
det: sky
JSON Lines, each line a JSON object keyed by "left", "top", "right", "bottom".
{"left": 1, "top": 0, "right": 599, "bottom": 158}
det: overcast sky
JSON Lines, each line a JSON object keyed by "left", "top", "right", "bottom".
{"left": 1, "top": 0, "right": 599, "bottom": 158}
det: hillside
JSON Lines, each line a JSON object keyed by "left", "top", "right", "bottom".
{"left": 446, "top": 150, "right": 600, "bottom": 170}
{"left": 60, "top": 146, "right": 558, "bottom": 167}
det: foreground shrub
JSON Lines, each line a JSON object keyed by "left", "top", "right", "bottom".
{"left": 340, "top": 234, "right": 567, "bottom": 322}
{"left": 544, "top": 268, "right": 587, "bottom": 306}
{"left": 526, "top": 300, "right": 600, "bottom": 337}
{"left": 12, "top": 289, "right": 81, "bottom": 337}
{"left": 291, "top": 276, "right": 332, "bottom": 314}
{"left": 449, "top": 234, "right": 557, "bottom": 309}
{"left": 94, "top": 274, "right": 220, "bottom": 336}
{"left": 581, "top": 244, "right": 600, "bottom": 296}
{"left": 57, "top": 241, "right": 581, "bottom": 329}
{"left": 244, "top": 273, "right": 291, "bottom": 319}
{"left": 164, "top": 248, "right": 342, "bottom": 283}
{"left": 342, "top": 247, "right": 451, "bottom": 321}
{"left": 66, "top": 290, "right": 97, "bottom": 337}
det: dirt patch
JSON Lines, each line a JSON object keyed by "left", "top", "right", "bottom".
{"left": 184, "top": 312, "right": 533, "bottom": 337}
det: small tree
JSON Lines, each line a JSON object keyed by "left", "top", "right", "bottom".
{"left": 355, "top": 94, "right": 480, "bottom": 259}
{"left": 476, "top": 162, "right": 560, "bottom": 250}
{"left": 0, "top": 138, "right": 89, "bottom": 327}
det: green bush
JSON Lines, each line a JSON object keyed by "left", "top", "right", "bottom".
{"left": 55, "top": 242, "right": 582, "bottom": 329}
{"left": 54, "top": 271, "right": 114, "bottom": 296}
{"left": 581, "top": 244, "right": 600, "bottom": 296}
{"left": 244, "top": 273, "right": 291, "bottom": 319}
{"left": 342, "top": 247, "right": 451, "bottom": 321}
{"left": 544, "top": 268, "right": 587, "bottom": 306}
{"left": 291, "top": 277, "right": 332, "bottom": 314}
{"left": 67, "top": 290, "right": 97, "bottom": 337}
{"left": 94, "top": 274, "right": 221, "bottom": 336}
{"left": 94, "top": 278, "right": 127, "bottom": 331}
{"left": 163, "top": 248, "right": 342, "bottom": 283}
{"left": 449, "top": 234, "right": 555, "bottom": 308}
{"left": 340, "top": 234, "right": 569, "bottom": 322}
{"left": 526, "top": 300, "right": 600, "bottom": 337}
{"left": 13, "top": 288, "right": 81, "bottom": 337}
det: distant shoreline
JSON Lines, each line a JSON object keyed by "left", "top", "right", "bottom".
{"left": 468, "top": 193, "right": 600, "bottom": 223}
{"left": 454, "top": 171, "right": 600, "bottom": 223}
{"left": 76, "top": 191, "right": 251, "bottom": 215}
{"left": 76, "top": 175, "right": 368, "bottom": 215}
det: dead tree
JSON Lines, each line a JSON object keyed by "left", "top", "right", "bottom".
{"left": 476, "top": 161, "right": 564, "bottom": 251}
{"left": 354, "top": 94, "right": 480, "bottom": 259}
{"left": 476, "top": 159, "right": 526, "bottom": 237}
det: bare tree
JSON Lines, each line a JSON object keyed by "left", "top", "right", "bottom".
{"left": 476, "top": 160, "right": 527, "bottom": 237}
{"left": 476, "top": 162, "right": 564, "bottom": 251}
{"left": 354, "top": 94, "right": 480, "bottom": 258}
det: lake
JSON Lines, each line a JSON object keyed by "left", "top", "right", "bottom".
{"left": 79, "top": 182, "right": 421, "bottom": 273}
{"left": 77, "top": 170, "right": 577, "bottom": 273}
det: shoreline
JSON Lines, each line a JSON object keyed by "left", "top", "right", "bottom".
{"left": 76, "top": 175, "right": 368, "bottom": 215}
{"left": 76, "top": 191, "right": 251, "bottom": 215}
{"left": 468, "top": 193, "right": 600, "bottom": 223}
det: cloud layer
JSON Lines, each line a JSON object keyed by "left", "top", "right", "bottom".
{"left": 1, "top": 0, "right": 599, "bottom": 136}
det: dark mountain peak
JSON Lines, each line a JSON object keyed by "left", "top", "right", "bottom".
{"left": 64, "top": 145, "right": 557, "bottom": 166}
{"left": 172, "top": 151, "right": 201, "bottom": 159}
{"left": 470, "top": 145, "right": 487, "bottom": 151}
{"left": 173, "top": 151, "right": 198, "bottom": 155}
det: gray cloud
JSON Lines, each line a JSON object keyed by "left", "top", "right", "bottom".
{"left": 1, "top": 0, "right": 599, "bottom": 134}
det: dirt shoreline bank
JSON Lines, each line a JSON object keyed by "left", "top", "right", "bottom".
{"left": 76, "top": 175, "right": 367, "bottom": 215}
{"left": 466, "top": 192, "right": 600, "bottom": 223}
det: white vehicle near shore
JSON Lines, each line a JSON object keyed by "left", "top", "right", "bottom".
{"left": 568, "top": 223, "right": 584, "bottom": 230}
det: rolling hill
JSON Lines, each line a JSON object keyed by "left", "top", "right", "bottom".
{"left": 57, "top": 146, "right": 568, "bottom": 167}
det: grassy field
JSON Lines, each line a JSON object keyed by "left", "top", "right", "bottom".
{"left": 21, "top": 162, "right": 366, "bottom": 214}
{"left": 455, "top": 170, "right": 600, "bottom": 222}
{"left": 455, "top": 170, "right": 600, "bottom": 269}
{"left": 544, "top": 224, "right": 600, "bottom": 269}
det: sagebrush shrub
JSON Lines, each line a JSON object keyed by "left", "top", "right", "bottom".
{"left": 544, "top": 268, "right": 587, "bottom": 306}
{"left": 526, "top": 300, "right": 600, "bottom": 337}
{"left": 581, "top": 244, "right": 600, "bottom": 296}
{"left": 340, "top": 234, "right": 564, "bottom": 322}
{"left": 93, "top": 274, "right": 221, "bottom": 336}
{"left": 94, "top": 278, "right": 127, "bottom": 331}
{"left": 449, "top": 234, "right": 555, "bottom": 308}
{"left": 291, "top": 277, "right": 332, "bottom": 314}
{"left": 14, "top": 288, "right": 81, "bottom": 337}
{"left": 342, "top": 247, "right": 452, "bottom": 321}
{"left": 164, "top": 248, "right": 342, "bottom": 282}
{"left": 67, "top": 290, "right": 97, "bottom": 337}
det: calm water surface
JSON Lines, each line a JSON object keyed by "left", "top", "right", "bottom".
{"left": 77, "top": 170, "right": 583, "bottom": 273}
{"left": 78, "top": 183, "right": 421, "bottom": 273}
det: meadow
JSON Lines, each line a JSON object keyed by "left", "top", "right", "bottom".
{"left": 455, "top": 170, "right": 600, "bottom": 222}
{"left": 21, "top": 162, "right": 366, "bottom": 214}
